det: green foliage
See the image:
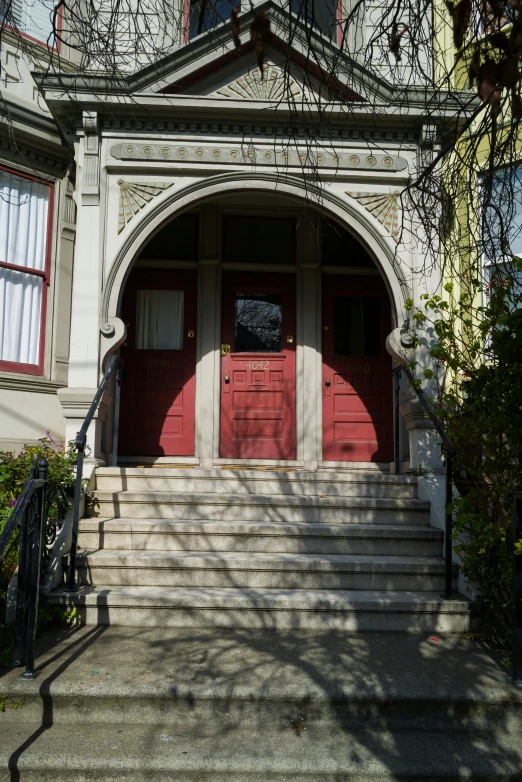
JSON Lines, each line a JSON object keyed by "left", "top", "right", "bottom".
{"left": 0, "top": 435, "right": 78, "bottom": 663}
{"left": 409, "top": 265, "right": 522, "bottom": 647}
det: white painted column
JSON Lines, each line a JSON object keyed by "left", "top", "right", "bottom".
{"left": 196, "top": 205, "right": 221, "bottom": 467}
{"left": 58, "top": 112, "right": 105, "bottom": 459}
{"left": 298, "top": 212, "right": 321, "bottom": 469}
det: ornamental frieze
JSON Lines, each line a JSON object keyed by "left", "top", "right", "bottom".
{"left": 110, "top": 143, "right": 408, "bottom": 172}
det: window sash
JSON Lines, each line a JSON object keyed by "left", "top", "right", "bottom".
{"left": 0, "top": 165, "right": 52, "bottom": 373}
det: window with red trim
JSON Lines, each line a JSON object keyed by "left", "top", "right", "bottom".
{"left": 0, "top": 166, "right": 53, "bottom": 375}
{"left": 0, "top": 0, "right": 56, "bottom": 45}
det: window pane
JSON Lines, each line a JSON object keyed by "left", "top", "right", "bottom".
{"left": 483, "top": 167, "right": 522, "bottom": 260}
{"left": 0, "top": 169, "right": 49, "bottom": 271}
{"left": 0, "top": 267, "right": 42, "bottom": 364}
{"left": 223, "top": 217, "right": 295, "bottom": 263}
{"left": 139, "top": 214, "right": 199, "bottom": 261}
{"left": 234, "top": 293, "right": 282, "bottom": 352}
{"left": 334, "top": 297, "right": 381, "bottom": 356}
{"left": 321, "top": 218, "right": 375, "bottom": 267}
{"left": 136, "top": 290, "right": 184, "bottom": 350}
{"left": 189, "top": 0, "right": 237, "bottom": 38}
{"left": 290, "top": 0, "right": 337, "bottom": 40}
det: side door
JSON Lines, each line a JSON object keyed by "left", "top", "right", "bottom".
{"left": 322, "top": 274, "right": 393, "bottom": 462}
{"left": 119, "top": 268, "right": 197, "bottom": 456}
{"left": 220, "top": 272, "right": 296, "bottom": 460}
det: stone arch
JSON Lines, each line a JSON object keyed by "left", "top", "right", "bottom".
{"left": 101, "top": 171, "right": 409, "bottom": 365}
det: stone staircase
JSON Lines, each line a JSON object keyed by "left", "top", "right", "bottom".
{"left": 49, "top": 466, "right": 473, "bottom": 632}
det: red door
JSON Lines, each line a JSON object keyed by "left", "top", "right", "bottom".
{"left": 220, "top": 272, "right": 296, "bottom": 459}
{"left": 119, "top": 269, "right": 197, "bottom": 456}
{"left": 322, "top": 275, "right": 393, "bottom": 462}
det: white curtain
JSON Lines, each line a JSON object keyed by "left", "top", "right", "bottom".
{"left": 136, "top": 290, "right": 184, "bottom": 350}
{"left": 0, "top": 170, "right": 49, "bottom": 365}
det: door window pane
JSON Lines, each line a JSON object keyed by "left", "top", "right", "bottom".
{"left": 234, "top": 293, "right": 282, "bottom": 352}
{"left": 136, "top": 290, "right": 184, "bottom": 350}
{"left": 334, "top": 297, "right": 381, "bottom": 356}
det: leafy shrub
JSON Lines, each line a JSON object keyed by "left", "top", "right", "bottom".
{"left": 0, "top": 434, "right": 78, "bottom": 661}
{"left": 406, "top": 262, "right": 522, "bottom": 647}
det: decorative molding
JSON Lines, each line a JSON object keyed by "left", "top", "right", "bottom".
{"left": 81, "top": 110, "right": 100, "bottom": 205}
{"left": 0, "top": 375, "right": 66, "bottom": 394}
{"left": 215, "top": 65, "right": 301, "bottom": 101}
{"left": 97, "top": 117, "right": 418, "bottom": 144}
{"left": 82, "top": 110, "right": 98, "bottom": 134}
{"left": 118, "top": 180, "right": 174, "bottom": 233}
{"left": 110, "top": 143, "right": 408, "bottom": 174}
{"left": 346, "top": 191, "right": 400, "bottom": 241}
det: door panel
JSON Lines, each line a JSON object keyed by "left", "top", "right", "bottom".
{"left": 119, "top": 269, "right": 197, "bottom": 456}
{"left": 322, "top": 275, "right": 393, "bottom": 462}
{"left": 220, "top": 273, "right": 296, "bottom": 459}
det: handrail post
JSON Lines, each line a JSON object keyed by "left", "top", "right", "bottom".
{"left": 111, "top": 358, "right": 122, "bottom": 468}
{"left": 20, "top": 458, "right": 48, "bottom": 680}
{"left": 394, "top": 368, "right": 401, "bottom": 475}
{"left": 67, "top": 438, "right": 85, "bottom": 592}
{"left": 443, "top": 449, "right": 454, "bottom": 599}
{"left": 512, "top": 493, "right": 522, "bottom": 687}
{"left": 13, "top": 456, "right": 38, "bottom": 667}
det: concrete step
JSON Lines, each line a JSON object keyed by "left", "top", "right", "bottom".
{"left": 78, "top": 519, "right": 443, "bottom": 556}
{"left": 75, "top": 550, "right": 457, "bottom": 591}
{"left": 47, "top": 585, "right": 474, "bottom": 632}
{"left": 88, "top": 491, "right": 430, "bottom": 525}
{"left": 2, "top": 722, "right": 522, "bottom": 781}
{"left": 1, "top": 628, "right": 516, "bottom": 732}
{"left": 95, "top": 467, "right": 418, "bottom": 499}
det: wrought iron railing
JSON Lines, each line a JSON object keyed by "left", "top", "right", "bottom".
{"left": 0, "top": 456, "right": 49, "bottom": 679}
{"left": 392, "top": 364, "right": 456, "bottom": 599}
{"left": 66, "top": 353, "right": 123, "bottom": 591}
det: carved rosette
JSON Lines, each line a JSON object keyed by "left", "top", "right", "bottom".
{"left": 216, "top": 65, "right": 301, "bottom": 101}
{"left": 346, "top": 192, "right": 400, "bottom": 241}
{"left": 118, "top": 181, "right": 173, "bottom": 234}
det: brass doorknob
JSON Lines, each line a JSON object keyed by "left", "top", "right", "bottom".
{"left": 224, "top": 375, "right": 230, "bottom": 383}
{"left": 325, "top": 378, "right": 331, "bottom": 387}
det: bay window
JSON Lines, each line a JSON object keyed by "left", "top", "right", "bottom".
{"left": 482, "top": 167, "right": 522, "bottom": 301}
{"left": 188, "top": 0, "right": 339, "bottom": 42}
{"left": 0, "top": 167, "right": 52, "bottom": 374}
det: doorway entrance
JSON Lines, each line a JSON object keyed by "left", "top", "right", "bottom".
{"left": 220, "top": 272, "right": 296, "bottom": 459}
{"left": 322, "top": 274, "right": 393, "bottom": 462}
{"left": 119, "top": 268, "right": 197, "bottom": 456}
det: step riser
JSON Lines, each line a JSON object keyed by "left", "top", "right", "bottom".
{"left": 89, "top": 503, "right": 429, "bottom": 525}
{"left": 76, "top": 567, "right": 457, "bottom": 591}
{"left": 78, "top": 531, "right": 442, "bottom": 557}
{"left": 45, "top": 600, "right": 473, "bottom": 635}
{"left": 95, "top": 477, "right": 418, "bottom": 499}
{"left": 7, "top": 675, "right": 515, "bottom": 732}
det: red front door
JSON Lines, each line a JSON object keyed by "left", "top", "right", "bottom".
{"left": 220, "top": 272, "right": 296, "bottom": 459}
{"left": 119, "top": 269, "right": 197, "bottom": 456}
{"left": 322, "top": 275, "right": 393, "bottom": 462}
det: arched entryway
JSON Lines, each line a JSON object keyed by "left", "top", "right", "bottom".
{"left": 105, "top": 177, "right": 406, "bottom": 466}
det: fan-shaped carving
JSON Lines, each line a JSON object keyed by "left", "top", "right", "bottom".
{"left": 216, "top": 65, "right": 301, "bottom": 101}
{"left": 118, "top": 181, "right": 173, "bottom": 234}
{"left": 346, "top": 192, "right": 400, "bottom": 241}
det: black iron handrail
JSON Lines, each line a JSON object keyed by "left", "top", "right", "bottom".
{"left": 512, "top": 493, "right": 522, "bottom": 687}
{"left": 393, "top": 363, "right": 456, "bottom": 599}
{"left": 0, "top": 455, "right": 49, "bottom": 679}
{"left": 66, "top": 353, "right": 123, "bottom": 591}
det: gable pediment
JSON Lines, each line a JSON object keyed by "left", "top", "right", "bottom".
{"left": 212, "top": 64, "right": 302, "bottom": 101}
